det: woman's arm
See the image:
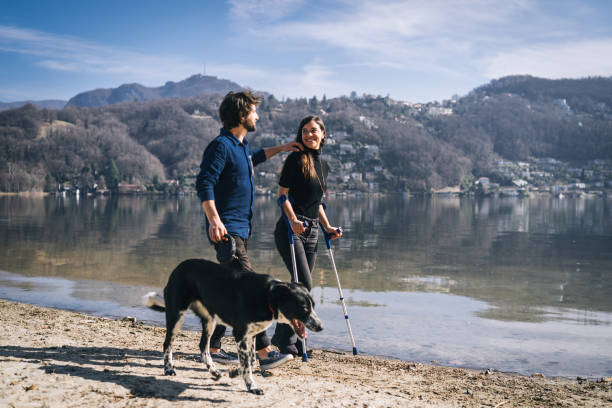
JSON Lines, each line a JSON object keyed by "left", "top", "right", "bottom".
{"left": 318, "top": 204, "right": 342, "bottom": 239}
{"left": 278, "top": 186, "right": 306, "bottom": 234}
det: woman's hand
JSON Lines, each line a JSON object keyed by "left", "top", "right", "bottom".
{"left": 290, "top": 219, "right": 306, "bottom": 234}
{"left": 325, "top": 226, "right": 343, "bottom": 240}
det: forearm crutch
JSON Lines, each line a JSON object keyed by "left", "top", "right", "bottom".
{"left": 320, "top": 204, "right": 358, "bottom": 355}
{"left": 278, "top": 194, "right": 309, "bottom": 362}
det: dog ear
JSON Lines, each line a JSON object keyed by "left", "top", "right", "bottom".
{"left": 269, "top": 282, "right": 292, "bottom": 308}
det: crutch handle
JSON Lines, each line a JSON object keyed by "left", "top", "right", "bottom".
{"left": 319, "top": 202, "right": 342, "bottom": 248}
{"left": 282, "top": 217, "right": 308, "bottom": 243}
{"left": 320, "top": 225, "right": 343, "bottom": 249}
{"left": 278, "top": 194, "right": 308, "bottom": 243}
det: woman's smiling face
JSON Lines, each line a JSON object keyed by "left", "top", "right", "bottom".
{"left": 300, "top": 120, "right": 325, "bottom": 150}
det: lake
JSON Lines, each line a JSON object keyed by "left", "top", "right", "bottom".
{"left": 1, "top": 194, "right": 611, "bottom": 378}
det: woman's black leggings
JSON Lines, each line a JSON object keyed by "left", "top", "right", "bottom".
{"left": 272, "top": 215, "right": 318, "bottom": 347}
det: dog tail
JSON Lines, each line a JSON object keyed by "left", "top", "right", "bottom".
{"left": 143, "top": 291, "right": 165, "bottom": 312}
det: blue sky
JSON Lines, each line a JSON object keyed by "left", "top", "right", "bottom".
{"left": 1, "top": 0, "right": 611, "bottom": 103}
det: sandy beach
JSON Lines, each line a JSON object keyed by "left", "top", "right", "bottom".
{"left": 0, "top": 299, "right": 610, "bottom": 407}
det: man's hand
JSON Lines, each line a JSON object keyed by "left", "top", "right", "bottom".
{"left": 263, "top": 142, "right": 303, "bottom": 159}
{"left": 208, "top": 219, "right": 228, "bottom": 243}
{"left": 281, "top": 141, "right": 304, "bottom": 152}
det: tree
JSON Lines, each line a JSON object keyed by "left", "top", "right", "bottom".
{"left": 105, "top": 160, "right": 120, "bottom": 192}
{"left": 44, "top": 174, "right": 56, "bottom": 193}
{"left": 309, "top": 96, "right": 319, "bottom": 109}
{"left": 460, "top": 173, "right": 475, "bottom": 191}
{"left": 97, "top": 174, "right": 107, "bottom": 190}
{"left": 79, "top": 166, "right": 95, "bottom": 192}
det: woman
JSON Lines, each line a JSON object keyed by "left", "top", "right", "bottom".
{"left": 271, "top": 115, "right": 342, "bottom": 356}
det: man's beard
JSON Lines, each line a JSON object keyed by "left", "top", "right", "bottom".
{"left": 243, "top": 117, "right": 256, "bottom": 132}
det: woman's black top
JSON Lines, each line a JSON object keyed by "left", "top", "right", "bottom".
{"left": 279, "top": 149, "right": 329, "bottom": 220}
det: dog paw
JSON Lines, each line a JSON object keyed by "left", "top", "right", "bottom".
{"left": 228, "top": 368, "right": 240, "bottom": 378}
{"left": 210, "top": 370, "right": 222, "bottom": 381}
{"left": 164, "top": 368, "right": 176, "bottom": 376}
{"left": 248, "top": 387, "right": 264, "bottom": 395}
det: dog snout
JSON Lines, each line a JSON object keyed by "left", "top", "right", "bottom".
{"left": 306, "top": 313, "right": 323, "bottom": 332}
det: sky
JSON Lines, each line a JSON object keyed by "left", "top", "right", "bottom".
{"left": 1, "top": 0, "right": 611, "bottom": 103}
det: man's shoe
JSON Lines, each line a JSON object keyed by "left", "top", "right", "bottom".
{"left": 210, "top": 349, "right": 238, "bottom": 365}
{"left": 258, "top": 350, "right": 293, "bottom": 371}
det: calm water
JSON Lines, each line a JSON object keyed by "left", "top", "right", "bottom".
{"left": 1, "top": 194, "right": 611, "bottom": 378}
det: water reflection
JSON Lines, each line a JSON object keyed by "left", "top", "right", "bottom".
{"left": 321, "top": 195, "right": 612, "bottom": 323}
{"left": 1, "top": 194, "right": 611, "bottom": 323}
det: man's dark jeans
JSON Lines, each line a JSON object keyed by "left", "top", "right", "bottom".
{"left": 210, "top": 235, "right": 271, "bottom": 350}
{"left": 272, "top": 216, "right": 319, "bottom": 348}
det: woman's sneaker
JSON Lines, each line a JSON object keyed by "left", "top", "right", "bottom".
{"left": 258, "top": 350, "right": 293, "bottom": 370}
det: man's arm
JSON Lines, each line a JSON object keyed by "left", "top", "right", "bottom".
{"left": 263, "top": 141, "right": 303, "bottom": 160}
{"left": 195, "top": 140, "right": 228, "bottom": 242}
{"left": 195, "top": 140, "right": 227, "bottom": 202}
{"left": 202, "top": 200, "right": 226, "bottom": 243}
{"left": 251, "top": 142, "right": 302, "bottom": 167}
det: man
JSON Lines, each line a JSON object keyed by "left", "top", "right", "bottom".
{"left": 195, "top": 90, "right": 302, "bottom": 370}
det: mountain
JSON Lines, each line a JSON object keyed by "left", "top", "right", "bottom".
{"left": 65, "top": 74, "right": 244, "bottom": 107}
{"left": 0, "top": 100, "right": 66, "bottom": 111}
{"left": 2, "top": 75, "right": 611, "bottom": 193}
{"left": 471, "top": 75, "right": 612, "bottom": 116}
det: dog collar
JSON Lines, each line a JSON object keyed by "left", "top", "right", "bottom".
{"left": 268, "top": 304, "right": 278, "bottom": 319}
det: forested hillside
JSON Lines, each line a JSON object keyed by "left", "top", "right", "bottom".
{"left": 0, "top": 100, "right": 66, "bottom": 111}
{"left": 1, "top": 75, "right": 611, "bottom": 193}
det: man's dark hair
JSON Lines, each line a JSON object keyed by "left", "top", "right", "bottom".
{"left": 219, "top": 90, "right": 262, "bottom": 129}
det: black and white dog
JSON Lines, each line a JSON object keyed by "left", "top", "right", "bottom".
{"left": 143, "top": 258, "right": 323, "bottom": 395}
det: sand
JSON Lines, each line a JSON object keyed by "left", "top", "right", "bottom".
{"left": 0, "top": 299, "right": 610, "bottom": 407}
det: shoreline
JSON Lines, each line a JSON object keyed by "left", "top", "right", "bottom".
{"left": 1, "top": 299, "right": 610, "bottom": 407}
{"left": 1, "top": 189, "right": 611, "bottom": 199}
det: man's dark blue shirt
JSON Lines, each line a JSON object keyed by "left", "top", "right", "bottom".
{"left": 196, "top": 128, "right": 267, "bottom": 240}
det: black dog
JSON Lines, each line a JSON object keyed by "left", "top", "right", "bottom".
{"left": 144, "top": 258, "right": 323, "bottom": 395}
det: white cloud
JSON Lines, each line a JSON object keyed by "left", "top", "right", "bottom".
{"left": 243, "top": 0, "right": 539, "bottom": 69}
{"left": 217, "top": 0, "right": 612, "bottom": 99}
{"left": 227, "top": 0, "right": 304, "bottom": 22}
{"left": 208, "top": 61, "right": 350, "bottom": 98}
{"left": 0, "top": 25, "right": 201, "bottom": 83}
{"left": 232, "top": 0, "right": 610, "bottom": 81}
{"left": 206, "top": 63, "right": 269, "bottom": 83}
{"left": 482, "top": 39, "right": 612, "bottom": 79}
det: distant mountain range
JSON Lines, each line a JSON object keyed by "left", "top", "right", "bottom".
{"left": 0, "top": 100, "right": 66, "bottom": 111}
{"left": 65, "top": 74, "right": 245, "bottom": 107}
{"left": 2, "top": 74, "right": 611, "bottom": 193}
